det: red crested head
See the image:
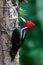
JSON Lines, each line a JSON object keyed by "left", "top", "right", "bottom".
{"left": 24, "top": 20, "right": 35, "bottom": 29}
{"left": 20, "top": 17, "right": 35, "bottom": 29}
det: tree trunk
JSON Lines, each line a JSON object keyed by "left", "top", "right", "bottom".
{"left": 0, "top": 0, "right": 19, "bottom": 65}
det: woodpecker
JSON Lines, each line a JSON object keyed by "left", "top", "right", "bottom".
{"left": 10, "top": 17, "right": 35, "bottom": 61}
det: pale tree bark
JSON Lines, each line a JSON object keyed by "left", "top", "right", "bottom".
{"left": 0, "top": 0, "right": 19, "bottom": 65}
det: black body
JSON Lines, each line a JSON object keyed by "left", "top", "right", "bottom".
{"left": 10, "top": 27, "right": 27, "bottom": 61}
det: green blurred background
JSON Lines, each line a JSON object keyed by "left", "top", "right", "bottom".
{"left": 19, "top": 0, "right": 43, "bottom": 65}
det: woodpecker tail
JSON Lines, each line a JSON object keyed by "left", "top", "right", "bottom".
{"left": 10, "top": 48, "right": 17, "bottom": 61}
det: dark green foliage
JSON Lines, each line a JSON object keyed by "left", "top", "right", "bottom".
{"left": 19, "top": 0, "right": 43, "bottom": 65}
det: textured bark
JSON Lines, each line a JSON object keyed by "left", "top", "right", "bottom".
{"left": 0, "top": 0, "right": 19, "bottom": 65}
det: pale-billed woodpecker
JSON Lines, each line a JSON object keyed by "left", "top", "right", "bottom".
{"left": 10, "top": 17, "right": 35, "bottom": 61}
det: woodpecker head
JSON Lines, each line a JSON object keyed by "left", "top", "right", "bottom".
{"left": 20, "top": 17, "right": 35, "bottom": 29}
